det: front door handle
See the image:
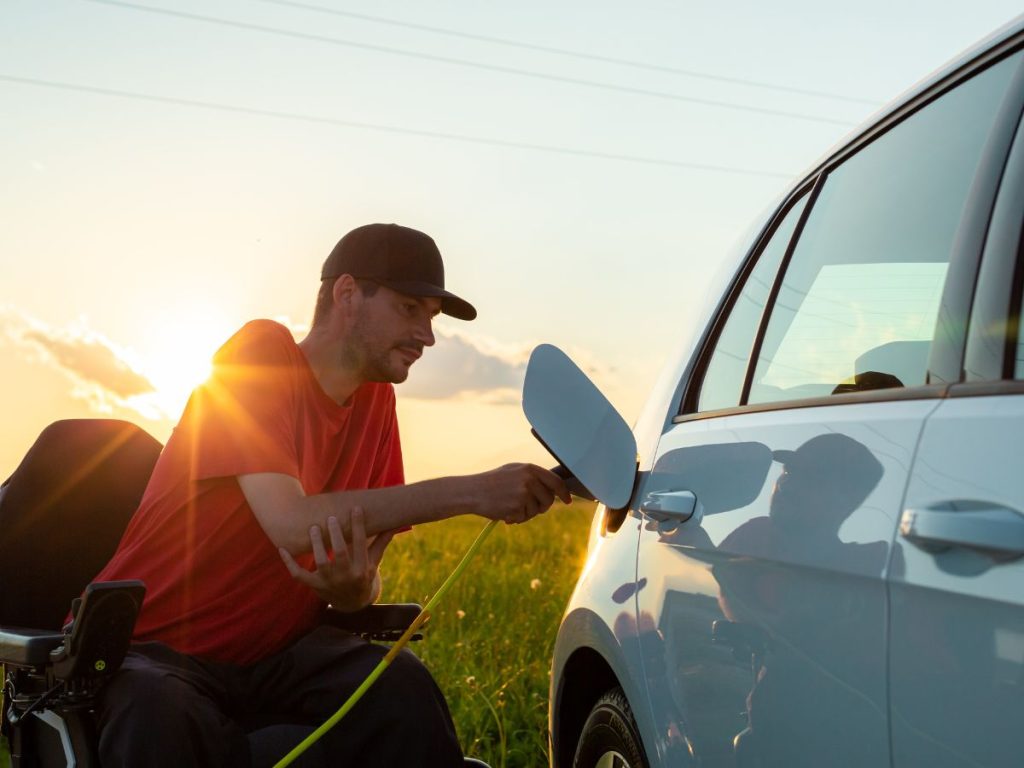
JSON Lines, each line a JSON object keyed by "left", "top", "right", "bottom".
{"left": 900, "top": 504, "right": 1024, "bottom": 559}
{"left": 640, "top": 490, "right": 697, "bottom": 523}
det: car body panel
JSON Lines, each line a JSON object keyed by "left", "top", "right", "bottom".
{"left": 890, "top": 395, "right": 1024, "bottom": 767}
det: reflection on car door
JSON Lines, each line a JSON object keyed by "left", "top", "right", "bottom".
{"left": 634, "top": 405, "right": 927, "bottom": 766}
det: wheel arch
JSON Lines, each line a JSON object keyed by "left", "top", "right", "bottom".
{"left": 551, "top": 646, "right": 621, "bottom": 768}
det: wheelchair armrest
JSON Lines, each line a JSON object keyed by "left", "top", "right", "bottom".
{"left": 50, "top": 580, "right": 145, "bottom": 681}
{"left": 320, "top": 603, "right": 424, "bottom": 642}
{"left": 0, "top": 628, "right": 66, "bottom": 667}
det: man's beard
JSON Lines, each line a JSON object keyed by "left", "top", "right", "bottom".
{"left": 344, "top": 315, "right": 422, "bottom": 384}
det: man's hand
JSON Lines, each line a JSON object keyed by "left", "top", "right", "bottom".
{"left": 278, "top": 507, "right": 394, "bottom": 612}
{"left": 473, "top": 463, "right": 572, "bottom": 525}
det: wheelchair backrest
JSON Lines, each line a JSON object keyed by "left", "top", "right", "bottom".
{"left": 0, "top": 419, "right": 162, "bottom": 630}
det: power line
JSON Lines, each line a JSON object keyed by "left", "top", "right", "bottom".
{"left": 82, "top": 0, "right": 856, "bottom": 129}
{"left": 256, "top": 0, "right": 880, "bottom": 107}
{"left": 0, "top": 74, "right": 795, "bottom": 179}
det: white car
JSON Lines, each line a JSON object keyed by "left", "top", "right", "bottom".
{"left": 546, "top": 14, "right": 1024, "bottom": 768}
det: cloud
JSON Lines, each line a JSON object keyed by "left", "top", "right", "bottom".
{"left": 392, "top": 325, "right": 621, "bottom": 407}
{"left": 1, "top": 308, "right": 157, "bottom": 414}
{"left": 20, "top": 329, "right": 154, "bottom": 398}
{"left": 396, "top": 327, "right": 528, "bottom": 402}
{"left": 2, "top": 306, "right": 613, "bottom": 415}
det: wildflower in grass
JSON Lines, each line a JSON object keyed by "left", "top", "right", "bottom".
{"left": 456, "top": 609, "right": 466, "bottom": 620}
{"left": 530, "top": 578, "right": 541, "bottom": 590}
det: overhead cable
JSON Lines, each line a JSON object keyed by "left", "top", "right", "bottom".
{"left": 82, "top": 0, "right": 857, "bottom": 128}
{"left": 256, "top": 0, "right": 879, "bottom": 107}
{"left": 0, "top": 73, "right": 794, "bottom": 179}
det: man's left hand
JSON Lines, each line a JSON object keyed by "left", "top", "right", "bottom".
{"left": 279, "top": 506, "right": 394, "bottom": 612}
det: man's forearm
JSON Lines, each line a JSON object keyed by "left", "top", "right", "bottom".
{"left": 305, "top": 475, "right": 481, "bottom": 543}
{"left": 240, "top": 463, "right": 568, "bottom": 555}
{"left": 243, "top": 472, "right": 481, "bottom": 554}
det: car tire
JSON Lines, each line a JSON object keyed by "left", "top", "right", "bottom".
{"left": 572, "top": 687, "right": 648, "bottom": 768}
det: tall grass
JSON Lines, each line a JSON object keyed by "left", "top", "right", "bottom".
{"left": 0, "top": 501, "right": 596, "bottom": 767}
{"left": 383, "top": 501, "right": 595, "bottom": 767}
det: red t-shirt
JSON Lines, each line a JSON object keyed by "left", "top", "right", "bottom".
{"left": 92, "top": 320, "right": 404, "bottom": 665}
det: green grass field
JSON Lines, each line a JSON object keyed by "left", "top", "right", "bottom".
{"left": 0, "top": 501, "right": 595, "bottom": 767}
{"left": 384, "top": 502, "right": 594, "bottom": 767}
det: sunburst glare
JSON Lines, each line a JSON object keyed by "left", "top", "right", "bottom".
{"left": 134, "top": 311, "right": 233, "bottom": 418}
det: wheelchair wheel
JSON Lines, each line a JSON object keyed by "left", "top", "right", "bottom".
{"left": 572, "top": 687, "right": 648, "bottom": 768}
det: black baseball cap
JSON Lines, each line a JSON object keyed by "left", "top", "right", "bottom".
{"left": 321, "top": 223, "right": 477, "bottom": 321}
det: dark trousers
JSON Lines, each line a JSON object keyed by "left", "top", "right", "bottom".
{"left": 96, "top": 625, "right": 464, "bottom": 767}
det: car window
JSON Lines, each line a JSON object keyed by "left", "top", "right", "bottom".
{"left": 696, "top": 194, "right": 810, "bottom": 412}
{"left": 747, "top": 53, "right": 1020, "bottom": 406}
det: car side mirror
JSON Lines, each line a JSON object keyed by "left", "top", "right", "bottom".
{"left": 522, "top": 344, "right": 637, "bottom": 510}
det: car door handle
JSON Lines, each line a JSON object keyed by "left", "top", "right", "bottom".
{"left": 640, "top": 490, "right": 697, "bottom": 523}
{"left": 899, "top": 504, "right": 1024, "bottom": 559}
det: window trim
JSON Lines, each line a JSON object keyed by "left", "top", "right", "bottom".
{"left": 948, "top": 380, "right": 1024, "bottom": 398}
{"left": 677, "top": 38, "right": 1024, "bottom": 422}
{"left": 739, "top": 174, "right": 825, "bottom": 406}
{"left": 679, "top": 179, "right": 818, "bottom": 416}
{"left": 675, "top": 384, "right": 948, "bottom": 424}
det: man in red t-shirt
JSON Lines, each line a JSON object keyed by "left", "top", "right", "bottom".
{"left": 94, "top": 224, "right": 570, "bottom": 767}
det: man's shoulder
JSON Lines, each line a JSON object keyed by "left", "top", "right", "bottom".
{"left": 231, "top": 319, "right": 296, "bottom": 346}
{"left": 213, "top": 320, "right": 299, "bottom": 366}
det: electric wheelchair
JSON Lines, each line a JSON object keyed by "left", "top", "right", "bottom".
{"left": 0, "top": 419, "right": 425, "bottom": 767}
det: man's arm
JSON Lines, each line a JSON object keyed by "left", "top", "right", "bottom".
{"left": 239, "top": 463, "right": 571, "bottom": 554}
{"left": 278, "top": 508, "right": 390, "bottom": 611}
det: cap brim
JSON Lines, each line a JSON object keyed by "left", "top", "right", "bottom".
{"left": 772, "top": 449, "right": 797, "bottom": 465}
{"left": 377, "top": 279, "right": 477, "bottom": 321}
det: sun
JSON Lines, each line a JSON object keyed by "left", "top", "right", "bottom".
{"left": 137, "top": 311, "right": 234, "bottom": 417}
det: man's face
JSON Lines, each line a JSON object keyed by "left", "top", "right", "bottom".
{"left": 347, "top": 284, "right": 440, "bottom": 384}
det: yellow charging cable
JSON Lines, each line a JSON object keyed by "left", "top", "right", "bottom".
{"left": 273, "top": 519, "right": 499, "bottom": 768}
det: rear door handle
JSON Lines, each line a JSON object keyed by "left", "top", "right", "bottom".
{"left": 899, "top": 504, "right": 1024, "bottom": 559}
{"left": 640, "top": 490, "right": 697, "bottom": 523}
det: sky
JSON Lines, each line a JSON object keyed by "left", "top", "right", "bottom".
{"left": 2, "top": 0, "right": 1022, "bottom": 482}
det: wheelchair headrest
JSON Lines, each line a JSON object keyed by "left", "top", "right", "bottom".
{"left": 0, "top": 419, "right": 162, "bottom": 630}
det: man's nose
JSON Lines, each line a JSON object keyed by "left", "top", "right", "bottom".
{"left": 414, "top": 320, "right": 435, "bottom": 347}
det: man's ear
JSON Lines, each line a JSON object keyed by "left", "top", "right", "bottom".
{"left": 332, "top": 274, "right": 359, "bottom": 313}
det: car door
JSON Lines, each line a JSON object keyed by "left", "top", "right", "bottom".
{"left": 632, "top": 48, "right": 1024, "bottom": 768}
{"left": 889, "top": 73, "right": 1024, "bottom": 768}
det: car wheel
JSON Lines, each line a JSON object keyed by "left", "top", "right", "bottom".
{"left": 572, "top": 687, "right": 648, "bottom": 768}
